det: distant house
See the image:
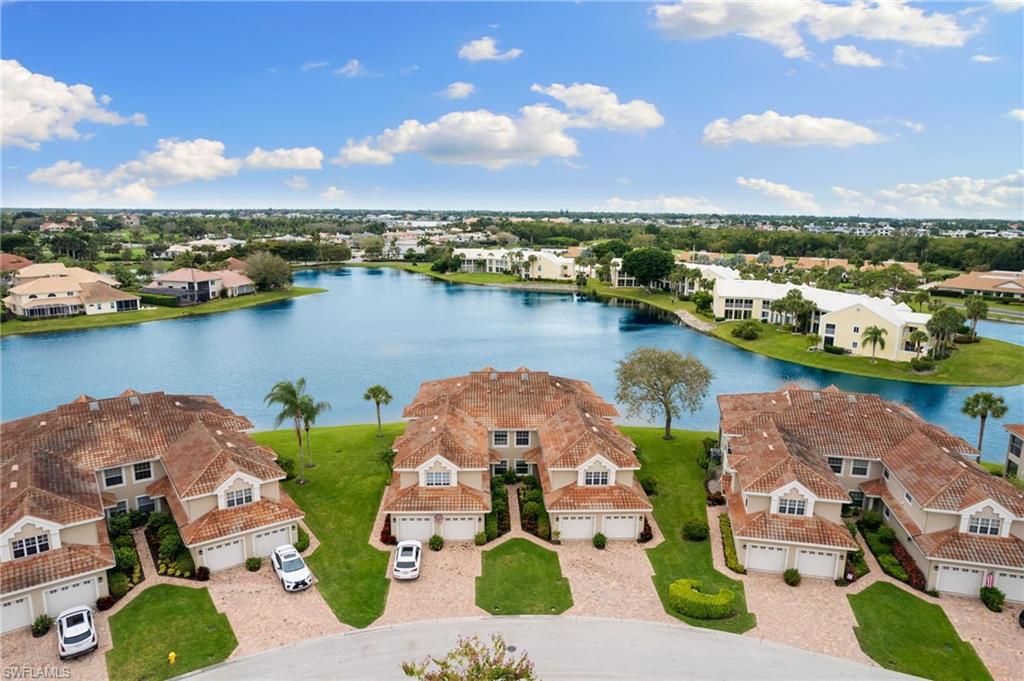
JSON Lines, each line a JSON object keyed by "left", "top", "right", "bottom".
{"left": 453, "top": 248, "right": 577, "bottom": 281}
{"left": 13, "top": 263, "right": 119, "bottom": 288}
{"left": 0, "top": 253, "right": 33, "bottom": 273}
{"left": 676, "top": 250, "right": 787, "bottom": 270}
{"left": 934, "top": 270, "right": 1024, "bottom": 300}
{"left": 3, "top": 278, "right": 140, "bottom": 318}
{"left": 860, "top": 260, "right": 923, "bottom": 278}
{"left": 142, "top": 268, "right": 223, "bottom": 303}
{"left": 224, "top": 257, "right": 248, "bottom": 273}
{"left": 609, "top": 258, "right": 740, "bottom": 294}
{"left": 792, "top": 257, "right": 851, "bottom": 271}
{"left": 213, "top": 270, "right": 255, "bottom": 297}
{"left": 38, "top": 221, "right": 71, "bottom": 233}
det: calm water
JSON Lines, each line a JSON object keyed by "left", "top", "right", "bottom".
{"left": 2, "top": 268, "right": 1021, "bottom": 462}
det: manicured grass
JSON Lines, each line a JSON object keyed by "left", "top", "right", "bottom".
{"left": 848, "top": 582, "right": 992, "bottom": 681}
{"left": 711, "top": 321, "right": 1024, "bottom": 387}
{"left": 980, "top": 461, "right": 1024, "bottom": 491}
{"left": 351, "top": 261, "right": 524, "bottom": 285}
{"left": 625, "top": 427, "right": 756, "bottom": 634}
{"left": 476, "top": 538, "right": 573, "bottom": 615}
{"left": 587, "top": 280, "right": 699, "bottom": 316}
{"left": 251, "top": 423, "right": 405, "bottom": 628}
{"left": 105, "top": 584, "right": 236, "bottom": 681}
{"left": 0, "top": 287, "right": 325, "bottom": 337}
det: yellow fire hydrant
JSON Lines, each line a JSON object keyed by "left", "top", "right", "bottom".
{"left": 168, "top": 651, "right": 177, "bottom": 666}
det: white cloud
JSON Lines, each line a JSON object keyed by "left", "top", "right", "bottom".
{"left": 335, "top": 59, "right": 366, "bottom": 78}
{"left": 530, "top": 83, "right": 664, "bottom": 131}
{"left": 737, "top": 176, "right": 819, "bottom": 213}
{"left": 702, "top": 110, "right": 884, "bottom": 147}
{"left": 333, "top": 137, "right": 396, "bottom": 166}
{"left": 458, "top": 36, "right": 523, "bottom": 62}
{"left": 443, "top": 82, "right": 476, "bottom": 99}
{"left": 284, "top": 175, "right": 309, "bottom": 191}
{"left": 1007, "top": 109, "right": 1024, "bottom": 121}
{"left": 652, "top": 1, "right": 973, "bottom": 60}
{"left": 835, "top": 171, "right": 1023, "bottom": 217}
{"left": 27, "top": 160, "right": 105, "bottom": 189}
{"left": 604, "top": 195, "right": 720, "bottom": 213}
{"left": 2, "top": 59, "right": 146, "bottom": 150}
{"left": 244, "top": 146, "right": 324, "bottom": 169}
{"left": 321, "top": 186, "right": 347, "bottom": 201}
{"left": 833, "top": 44, "right": 883, "bottom": 67}
{"left": 991, "top": 0, "right": 1023, "bottom": 12}
{"left": 111, "top": 180, "right": 156, "bottom": 203}
{"left": 301, "top": 60, "right": 329, "bottom": 71}
{"left": 896, "top": 119, "right": 925, "bottom": 133}
{"left": 971, "top": 54, "right": 998, "bottom": 62}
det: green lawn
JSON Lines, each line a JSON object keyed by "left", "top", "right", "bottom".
{"left": 105, "top": 584, "right": 237, "bottom": 681}
{"left": 711, "top": 321, "right": 1024, "bottom": 387}
{"left": 251, "top": 423, "right": 404, "bottom": 628}
{"left": 351, "top": 261, "right": 524, "bottom": 285}
{"left": 980, "top": 461, "right": 1024, "bottom": 491}
{"left": 476, "top": 538, "right": 573, "bottom": 615}
{"left": 0, "top": 287, "right": 325, "bottom": 337}
{"left": 587, "top": 280, "right": 699, "bottom": 316}
{"left": 848, "top": 583, "right": 992, "bottom": 681}
{"left": 625, "top": 427, "right": 756, "bottom": 633}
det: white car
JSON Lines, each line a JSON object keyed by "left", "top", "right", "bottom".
{"left": 56, "top": 606, "right": 97, "bottom": 660}
{"left": 271, "top": 544, "right": 313, "bottom": 592}
{"left": 392, "top": 540, "right": 422, "bottom": 580}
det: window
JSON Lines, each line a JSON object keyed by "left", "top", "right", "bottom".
{"left": 132, "top": 461, "right": 153, "bottom": 482}
{"left": 848, "top": 491, "right": 865, "bottom": 508}
{"left": 883, "top": 504, "right": 891, "bottom": 519}
{"left": 225, "top": 487, "right": 253, "bottom": 508}
{"left": 515, "top": 431, "right": 530, "bottom": 446}
{"left": 493, "top": 460, "right": 508, "bottom": 475}
{"left": 425, "top": 471, "right": 451, "bottom": 487}
{"left": 904, "top": 492, "right": 914, "bottom": 505}
{"left": 968, "top": 516, "right": 1001, "bottom": 536}
{"left": 11, "top": 534, "right": 50, "bottom": 559}
{"left": 1010, "top": 436, "right": 1022, "bottom": 458}
{"left": 882, "top": 467, "right": 890, "bottom": 479}
{"left": 778, "top": 498, "right": 806, "bottom": 516}
{"left": 827, "top": 457, "right": 843, "bottom": 474}
{"left": 492, "top": 431, "right": 508, "bottom": 447}
{"left": 136, "top": 495, "right": 156, "bottom": 513}
{"left": 824, "top": 323, "right": 836, "bottom": 335}
{"left": 515, "top": 460, "right": 529, "bottom": 475}
{"left": 851, "top": 459, "right": 869, "bottom": 476}
{"left": 102, "top": 467, "right": 124, "bottom": 488}
{"left": 584, "top": 470, "right": 609, "bottom": 486}
{"left": 851, "top": 341, "right": 859, "bottom": 349}
{"left": 853, "top": 326, "right": 860, "bottom": 334}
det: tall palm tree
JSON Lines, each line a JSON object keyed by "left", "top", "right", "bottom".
{"left": 298, "top": 394, "right": 331, "bottom": 471}
{"left": 961, "top": 392, "right": 1008, "bottom": 451}
{"left": 265, "top": 378, "right": 307, "bottom": 482}
{"left": 363, "top": 385, "right": 393, "bottom": 437}
{"left": 964, "top": 296, "right": 989, "bottom": 338}
{"left": 913, "top": 289, "right": 930, "bottom": 311}
{"left": 862, "top": 325, "right": 888, "bottom": 363}
{"left": 908, "top": 329, "right": 929, "bottom": 359}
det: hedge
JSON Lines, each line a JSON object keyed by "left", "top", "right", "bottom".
{"left": 668, "top": 579, "right": 736, "bottom": 620}
{"left": 139, "top": 292, "right": 180, "bottom": 307}
{"left": 718, "top": 515, "right": 746, "bottom": 574}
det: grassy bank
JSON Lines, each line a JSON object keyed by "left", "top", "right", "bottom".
{"left": 0, "top": 287, "right": 325, "bottom": 337}
{"left": 586, "top": 280, "right": 699, "bottom": 316}
{"left": 349, "top": 261, "right": 522, "bottom": 285}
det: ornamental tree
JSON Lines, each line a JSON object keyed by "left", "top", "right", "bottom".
{"left": 616, "top": 347, "right": 713, "bottom": 440}
{"left": 621, "top": 248, "right": 675, "bottom": 289}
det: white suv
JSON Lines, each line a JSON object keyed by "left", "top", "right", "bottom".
{"left": 392, "top": 540, "right": 422, "bottom": 580}
{"left": 271, "top": 544, "right": 313, "bottom": 591}
{"left": 56, "top": 606, "right": 97, "bottom": 660}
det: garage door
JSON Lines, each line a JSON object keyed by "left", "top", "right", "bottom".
{"left": 937, "top": 565, "right": 983, "bottom": 596}
{"left": 254, "top": 525, "right": 293, "bottom": 556}
{"left": 557, "top": 515, "right": 594, "bottom": 540}
{"left": 1, "top": 596, "right": 32, "bottom": 633}
{"left": 745, "top": 544, "right": 788, "bottom": 573}
{"left": 441, "top": 516, "right": 477, "bottom": 541}
{"left": 994, "top": 571, "right": 1024, "bottom": 603}
{"left": 203, "top": 538, "right": 245, "bottom": 572}
{"left": 602, "top": 515, "right": 638, "bottom": 539}
{"left": 797, "top": 549, "right": 838, "bottom": 579}
{"left": 394, "top": 516, "right": 434, "bottom": 541}
{"left": 44, "top": 578, "right": 97, "bottom": 616}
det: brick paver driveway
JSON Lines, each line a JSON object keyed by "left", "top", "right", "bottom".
{"left": 375, "top": 541, "right": 486, "bottom": 625}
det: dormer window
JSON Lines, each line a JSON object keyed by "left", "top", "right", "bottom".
{"left": 492, "top": 431, "right": 508, "bottom": 447}
{"left": 778, "top": 498, "right": 806, "bottom": 516}
{"left": 584, "top": 471, "right": 608, "bottom": 486}
{"left": 226, "top": 487, "right": 253, "bottom": 508}
{"left": 425, "top": 471, "right": 451, "bottom": 486}
{"left": 968, "top": 517, "right": 1001, "bottom": 536}
{"left": 12, "top": 534, "right": 50, "bottom": 559}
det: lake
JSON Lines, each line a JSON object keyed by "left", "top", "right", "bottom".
{"left": 2, "top": 267, "right": 1021, "bottom": 462}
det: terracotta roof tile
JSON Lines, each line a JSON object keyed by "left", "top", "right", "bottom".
{"left": 1, "top": 450, "right": 105, "bottom": 531}
{"left": 859, "top": 480, "right": 923, "bottom": 536}
{"left": 1005, "top": 424, "right": 1024, "bottom": 440}
{"left": 545, "top": 480, "right": 652, "bottom": 512}
{"left": 178, "top": 498, "right": 304, "bottom": 546}
{"left": 383, "top": 481, "right": 491, "bottom": 513}
{"left": 0, "top": 542, "right": 114, "bottom": 594}
{"left": 733, "top": 512, "right": 857, "bottom": 550}
{"left": 915, "top": 530, "right": 1024, "bottom": 569}
{"left": 159, "top": 421, "right": 283, "bottom": 498}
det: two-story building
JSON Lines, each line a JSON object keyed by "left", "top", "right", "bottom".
{"left": 453, "top": 249, "right": 577, "bottom": 281}
{"left": 3, "top": 268, "right": 140, "bottom": 319}
{"left": 1004, "top": 424, "right": 1024, "bottom": 480}
{"left": 383, "top": 368, "right": 651, "bottom": 542}
{"left": 142, "top": 268, "right": 224, "bottom": 303}
{"left": 609, "top": 259, "right": 739, "bottom": 294}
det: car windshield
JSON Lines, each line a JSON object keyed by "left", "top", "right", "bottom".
{"left": 280, "top": 556, "right": 305, "bottom": 572}
{"left": 64, "top": 629, "right": 92, "bottom": 644}
{"left": 396, "top": 548, "right": 417, "bottom": 568}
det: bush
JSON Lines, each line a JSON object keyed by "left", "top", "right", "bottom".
{"left": 592, "top": 532, "right": 607, "bottom": 550}
{"left": 847, "top": 549, "right": 870, "bottom": 580}
{"left": 911, "top": 357, "right": 936, "bottom": 372}
{"left": 639, "top": 476, "right": 658, "bottom": 496}
{"left": 860, "top": 511, "right": 882, "bottom": 531}
{"left": 485, "top": 515, "right": 499, "bottom": 541}
{"left": 521, "top": 501, "right": 540, "bottom": 522}
{"left": 878, "top": 555, "right": 908, "bottom": 582}
{"left": 108, "top": 513, "right": 132, "bottom": 538}
{"left": 637, "top": 517, "right": 654, "bottom": 544}
{"left": 823, "top": 345, "right": 846, "bottom": 355}
{"left": 783, "top": 568, "right": 801, "bottom": 586}
{"left": 109, "top": 571, "right": 132, "bottom": 599}
{"left": 730, "top": 320, "right": 762, "bottom": 340}
{"left": 429, "top": 535, "right": 444, "bottom": 551}
{"left": 196, "top": 566, "right": 210, "bottom": 581}
{"left": 140, "top": 292, "right": 179, "bottom": 307}
{"left": 295, "top": 526, "right": 310, "bottom": 552}
{"left": 536, "top": 516, "right": 551, "bottom": 541}
{"left": 474, "top": 532, "right": 487, "bottom": 546}
{"left": 147, "top": 511, "right": 175, "bottom": 529}
{"left": 173, "top": 552, "right": 195, "bottom": 576}
{"left": 718, "top": 515, "right": 745, "bottom": 574}
{"left": 682, "top": 518, "right": 709, "bottom": 541}
{"left": 114, "top": 534, "right": 136, "bottom": 550}
{"left": 128, "top": 509, "right": 148, "bottom": 529}
{"left": 114, "top": 546, "right": 139, "bottom": 572}
{"left": 501, "top": 470, "right": 519, "bottom": 485}
{"left": 246, "top": 557, "right": 261, "bottom": 572}
{"left": 96, "top": 596, "right": 115, "bottom": 611}
{"left": 158, "top": 533, "right": 184, "bottom": 561}
{"left": 31, "top": 615, "right": 53, "bottom": 637}
{"left": 980, "top": 587, "right": 1005, "bottom": 613}
{"left": 705, "top": 491, "right": 725, "bottom": 506}
{"left": 276, "top": 457, "right": 296, "bottom": 481}
{"left": 668, "top": 579, "right": 736, "bottom": 620}
{"left": 520, "top": 475, "right": 542, "bottom": 491}
{"left": 876, "top": 526, "right": 897, "bottom": 544}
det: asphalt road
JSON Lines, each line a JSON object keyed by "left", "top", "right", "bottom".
{"left": 181, "top": 616, "right": 915, "bottom": 680}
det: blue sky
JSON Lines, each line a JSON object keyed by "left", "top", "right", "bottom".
{"left": 2, "top": 1, "right": 1022, "bottom": 217}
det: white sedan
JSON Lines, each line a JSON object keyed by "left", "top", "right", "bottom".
{"left": 56, "top": 606, "right": 97, "bottom": 660}
{"left": 271, "top": 544, "right": 313, "bottom": 592}
{"left": 392, "top": 540, "right": 422, "bottom": 580}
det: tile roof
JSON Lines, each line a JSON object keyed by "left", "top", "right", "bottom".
{"left": 915, "top": 529, "right": 1024, "bottom": 569}
{"left": 182, "top": 497, "right": 303, "bottom": 545}
{"left": 224, "top": 257, "right": 248, "bottom": 272}
{"left": 545, "top": 480, "right": 652, "bottom": 512}
{"left": 1004, "top": 424, "right": 1024, "bottom": 440}
{"left": 935, "top": 270, "right": 1024, "bottom": 295}
{"left": 383, "top": 479, "right": 491, "bottom": 513}
{"left": 859, "top": 479, "right": 923, "bottom": 536}
{"left": 158, "top": 421, "right": 283, "bottom": 498}
{"left": 212, "top": 270, "right": 254, "bottom": 289}
{"left": 78, "top": 281, "right": 140, "bottom": 304}
{"left": 154, "top": 268, "right": 222, "bottom": 283}
{"left": 733, "top": 511, "right": 858, "bottom": 550}
{"left": 0, "top": 541, "right": 114, "bottom": 595}
{"left": 1, "top": 450, "right": 106, "bottom": 531}
{"left": 0, "top": 253, "right": 33, "bottom": 271}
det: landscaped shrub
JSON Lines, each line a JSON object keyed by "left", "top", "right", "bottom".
{"left": 637, "top": 517, "right": 654, "bottom": 544}
{"left": 536, "top": 516, "right": 551, "bottom": 541}
{"left": 114, "top": 534, "right": 136, "bottom": 550}
{"left": 730, "top": 319, "right": 762, "bottom": 340}
{"left": 128, "top": 509, "right": 148, "bottom": 529}
{"left": 718, "top": 515, "right": 745, "bottom": 574}
{"left": 783, "top": 568, "right": 801, "bottom": 586}
{"left": 705, "top": 491, "right": 725, "bottom": 506}
{"left": 823, "top": 345, "right": 846, "bottom": 355}
{"left": 246, "top": 557, "right": 262, "bottom": 572}
{"left": 474, "top": 532, "right": 487, "bottom": 546}
{"left": 845, "top": 521, "right": 858, "bottom": 538}
{"left": 173, "top": 552, "right": 195, "bottom": 577}
{"left": 521, "top": 501, "right": 540, "bottom": 523}
{"left": 429, "top": 534, "right": 444, "bottom": 551}
{"left": 196, "top": 566, "right": 210, "bottom": 581}
{"left": 877, "top": 555, "right": 908, "bottom": 582}
{"left": 108, "top": 513, "right": 132, "bottom": 538}
{"left": 95, "top": 596, "right": 115, "bottom": 612}
{"left": 485, "top": 515, "right": 499, "bottom": 541}
{"left": 860, "top": 511, "right": 882, "bottom": 531}
{"left": 140, "top": 292, "right": 179, "bottom": 307}
{"left": 980, "top": 587, "right": 1005, "bottom": 612}
{"left": 847, "top": 549, "right": 870, "bottom": 580}
{"left": 379, "top": 515, "right": 398, "bottom": 545}
{"left": 158, "top": 532, "right": 184, "bottom": 561}
{"left": 520, "top": 475, "right": 542, "bottom": 491}
{"left": 276, "top": 456, "right": 296, "bottom": 480}
{"left": 31, "top": 615, "right": 53, "bottom": 638}
{"left": 910, "top": 357, "right": 936, "bottom": 372}
{"left": 639, "top": 476, "right": 658, "bottom": 496}
{"left": 501, "top": 470, "right": 519, "bottom": 485}
{"left": 681, "top": 518, "right": 709, "bottom": 541}
{"left": 876, "top": 526, "right": 897, "bottom": 544}
{"left": 108, "top": 571, "right": 132, "bottom": 599}
{"left": 592, "top": 532, "right": 606, "bottom": 550}
{"left": 667, "top": 579, "right": 736, "bottom": 620}
{"left": 114, "top": 546, "right": 139, "bottom": 572}
{"left": 295, "top": 525, "right": 310, "bottom": 552}
{"left": 147, "top": 511, "right": 175, "bottom": 530}
{"left": 890, "top": 541, "right": 926, "bottom": 590}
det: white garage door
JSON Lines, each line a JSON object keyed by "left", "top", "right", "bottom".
{"left": 746, "top": 544, "right": 788, "bottom": 573}
{"left": 937, "top": 565, "right": 983, "bottom": 596}
{"left": 797, "top": 549, "right": 838, "bottom": 579}
{"left": 602, "top": 515, "right": 638, "bottom": 539}
{"left": 1, "top": 596, "right": 32, "bottom": 633}
{"left": 44, "top": 578, "right": 97, "bottom": 616}
{"left": 394, "top": 516, "right": 434, "bottom": 541}
{"left": 557, "top": 515, "right": 594, "bottom": 540}
{"left": 203, "top": 538, "right": 245, "bottom": 572}
{"left": 994, "top": 571, "right": 1024, "bottom": 603}
{"left": 441, "top": 516, "right": 477, "bottom": 541}
{"left": 254, "top": 525, "right": 293, "bottom": 556}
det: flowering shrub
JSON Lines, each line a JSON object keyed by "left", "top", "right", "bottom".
{"left": 890, "top": 540, "right": 926, "bottom": 590}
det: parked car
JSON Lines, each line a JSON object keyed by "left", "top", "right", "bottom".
{"left": 271, "top": 544, "right": 312, "bottom": 591}
{"left": 392, "top": 540, "right": 422, "bottom": 580}
{"left": 56, "top": 606, "right": 97, "bottom": 660}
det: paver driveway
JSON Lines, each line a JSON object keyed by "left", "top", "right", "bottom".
{"left": 558, "top": 540, "right": 674, "bottom": 623}
{"left": 375, "top": 541, "right": 486, "bottom": 625}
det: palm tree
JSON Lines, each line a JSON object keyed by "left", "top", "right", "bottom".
{"left": 265, "top": 378, "right": 307, "bottom": 482}
{"left": 908, "top": 329, "right": 929, "bottom": 359}
{"left": 862, "top": 325, "right": 888, "bottom": 362}
{"left": 961, "top": 392, "right": 1008, "bottom": 451}
{"left": 298, "top": 394, "right": 331, "bottom": 470}
{"left": 363, "top": 385, "right": 393, "bottom": 437}
{"left": 964, "top": 295, "right": 989, "bottom": 338}
{"left": 913, "top": 289, "right": 930, "bottom": 311}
